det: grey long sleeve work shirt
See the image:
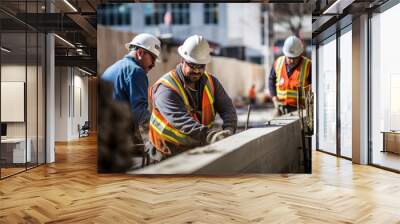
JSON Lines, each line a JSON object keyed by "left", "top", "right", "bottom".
{"left": 152, "top": 65, "right": 238, "bottom": 148}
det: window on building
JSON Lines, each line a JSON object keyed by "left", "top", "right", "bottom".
{"left": 97, "top": 4, "right": 131, "bottom": 26}
{"left": 171, "top": 3, "right": 190, "bottom": 25}
{"left": 204, "top": 3, "right": 218, "bottom": 25}
{"left": 144, "top": 3, "right": 167, "bottom": 25}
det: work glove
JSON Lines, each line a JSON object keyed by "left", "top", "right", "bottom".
{"left": 206, "top": 129, "right": 219, "bottom": 144}
{"left": 206, "top": 129, "right": 233, "bottom": 144}
{"left": 272, "top": 97, "right": 282, "bottom": 109}
{"left": 145, "top": 142, "right": 163, "bottom": 163}
{"left": 272, "top": 97, "right": 284, "bottom": 117}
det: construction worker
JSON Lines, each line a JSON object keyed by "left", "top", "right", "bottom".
{"left": 101, "top": 33, "right": 161, "bottom": 127}
{"left": 148, "top": 35, "right": 237, "bottom": 160}
{"left": 248, "top": 84, "right": 257, "bottom": 106}
{"left": 267, "top": 35, "right": 311, "bottom": 115}
{"left": 101, "top": 33, "right": 161, "bottom": 167}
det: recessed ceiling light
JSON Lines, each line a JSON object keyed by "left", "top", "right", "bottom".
{"left": 323, "top": 0, "right": 355, "bottom": 15}
{"left": 1, "top": 47, "right": 11, "bottom": 53}
{"left": 54, "top": 34, "right": 75, "bottom": 48}
{"left": 63, "top": 0, "right": 78, "bottom": 12}
{"left": 78, "top": 67, "right": 93, "bottom": 76}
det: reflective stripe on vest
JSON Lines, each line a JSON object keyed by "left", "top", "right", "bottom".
{"left": 149, "top": 70, "right": 216, "bottom": 154}
{"left": 275, "top": 56, "right": 311, "bottom": 106}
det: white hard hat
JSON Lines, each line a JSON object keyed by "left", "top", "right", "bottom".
{"left": 283, "top": 36, "right": 304, "bottom": 58}
{"left": 125, "top": 33, "right": 161, "bottom": 60}
{"left": 178, "top": 35, "right": 211, "bottom": 64}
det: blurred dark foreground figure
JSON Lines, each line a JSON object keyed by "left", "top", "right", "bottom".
{"left": 98, "top": 80, "right": 144, "bottom": 173}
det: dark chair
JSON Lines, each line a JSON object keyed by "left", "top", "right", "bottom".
{"left": 78, "top": 121, "right": 90, "bottom": 138}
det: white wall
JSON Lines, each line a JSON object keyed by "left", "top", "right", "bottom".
{"left": 1, "top": 65, "right": 31, "bottom": 137}
{"left": 1, "top": 63, "right": 46, "bottom": 164}
{"left": 55, "top": 66, "right": 68, "bottom": 141}
{"left": 55, "top": 67, "right": 89, "bottom": 141}
{"left": 226, "top": 4, "right": 262, "bottom": 51}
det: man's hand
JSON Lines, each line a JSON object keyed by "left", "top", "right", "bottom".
{"left": 272, "top": 96, "right": 281, "bottom": 109}
{"left": 206, "top": 130, "right": 219, "bottom": 144}
{"left": 206, "top": 129, "right": 233, "bottom": 144}
{"left": 272, "top": 96, "right": 284, "bottom": 117}
{"left": 262, "top": 93, "right": 271, "bottom": 103}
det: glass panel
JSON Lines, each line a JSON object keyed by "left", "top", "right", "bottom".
{"left": 38, "top": 32, "right": 45, "bottom": 165}
{"left": 27, "top": 31, "right": 38, "bottom": 169}
{"left": 1, "top": 30, "right": 28, "bottom": 177}
{"left": 317, "top": 37, "right": 337, "bottom": 154}
{"left": 339, "top": 29, "right": 352, "bottom": 158}
{"left": 0, "top": 1, "right": 46, "bottom": 178}
{"left": 39, "top": 0, "right": 47, "bottom": 165}
{"left": 371, "top": 4, "right": 400, "bottom": 171}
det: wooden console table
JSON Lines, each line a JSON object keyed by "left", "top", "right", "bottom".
{"left": 1, "top": 138, "right": 32, "bottom": 165}
{"left": 381, "top": 131, "right": 400, "bottom": 154}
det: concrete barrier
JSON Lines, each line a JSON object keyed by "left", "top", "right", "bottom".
{"left": 129, "top": 114, "right": 304, "bottom": 174}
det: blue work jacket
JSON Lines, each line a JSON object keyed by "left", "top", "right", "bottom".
{"left": 101, "top": 54, "right": 150, "bottom": 126}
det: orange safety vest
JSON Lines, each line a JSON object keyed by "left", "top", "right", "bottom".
{"left": 148, "top": 70, "right": 216, "bottom": 155}
{"left": 275, "top": 56, "right": 311, "bottom": 107}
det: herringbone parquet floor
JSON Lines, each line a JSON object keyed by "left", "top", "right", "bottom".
{"left": 1, "top": 135, "right": 400, "bottom": 223}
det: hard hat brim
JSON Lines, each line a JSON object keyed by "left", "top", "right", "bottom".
{"left": 125, "top": 43, "right": 161, "bottom": 62}
{"left": 125, "top": 43, "right": 132, "bottom": 51}
{"left": 178, "top": 46, "right": 211, "bottom": 65}
{"left": 283, "top": 48, "right": 302, "bottom": 58}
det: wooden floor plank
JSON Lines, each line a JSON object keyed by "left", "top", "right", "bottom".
{"left": 0, "top": 135, "right": 399, "bottom": 223}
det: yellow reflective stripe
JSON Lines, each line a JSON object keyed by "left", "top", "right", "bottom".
{"left": 161, "top": 72, "right": 192, "bottom": 113}
{"left": 278, "top": 89, "right": 300, "bottom": 94}
{"left": 169, "top": 74, "right": 190, "bottom": 106}
{"left": 204, "top": 85, "right": 214, "bottom": 104}
{"left": 204, "top": 72, "right": 214, "bottom": 90}
{"left": 279, "top": 56, "right": 285, "bottom": 72}
{"left": 152, "top": 113, "right": 186, "bottom": 138}
{"left": 299, "top": 58, "right": 309, "bottom": 85}
{"left": 277, "top": 90, "right": 305, "bottom": 98}
{"left": 299, "top": 58, "right": 310, "bottom": 98}
{"left": 149, "top": 122, "right": 181, "bottom": 145}
{"left": 159, "top": 78, "right": 176, "bottom": 92}
{"left": 150, "top": 114, "right": 196, "bottom": 146}
{"left": 204, "top": 85, "right": 215, "bottom": 117}
{"left": 275, "top": 56, "right": 285, "bottom": 82}
{"left": 275, "top": 56, "right": 284, "bottom": 72}
{"left": 203, "top": 72, "right": 216, "bottom": 120}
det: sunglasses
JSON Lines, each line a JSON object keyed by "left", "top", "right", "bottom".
{"left": 144, "top": 50, "right": 157, "bottom": 61}
{"left": 184, "top": 61, "right": 206, "bottom": 70}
